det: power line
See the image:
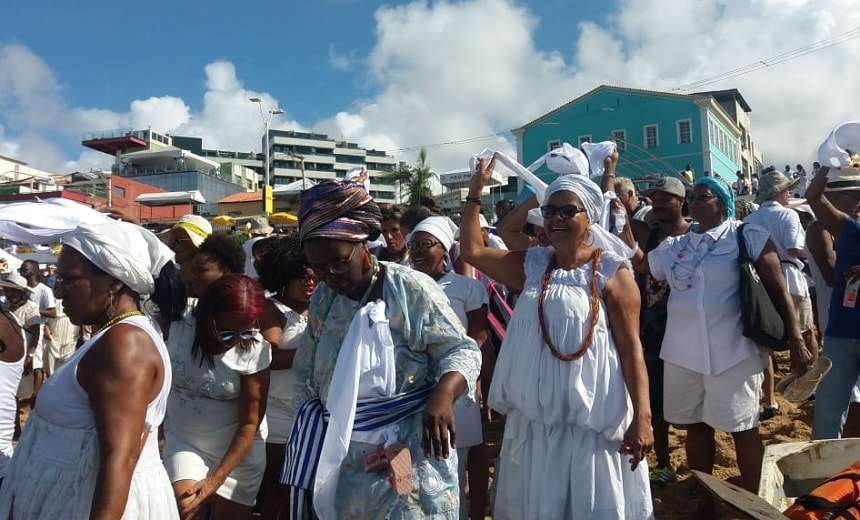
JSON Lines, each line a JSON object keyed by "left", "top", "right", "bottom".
{"left": 390, "top": 27, "right": 860, "bottom": 154}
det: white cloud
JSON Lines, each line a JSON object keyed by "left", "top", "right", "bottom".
{"left": 3, "top": 0, "right": 860, "bottom": 178}
{"left": 328, "top": 44, "right": 354, "bottom": 71}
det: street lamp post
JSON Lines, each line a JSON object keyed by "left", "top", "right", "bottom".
{"left": 288, "top": 152, "right": 306, "bottom": 189}
{"left": 249, "top": 97, "right": 284, "bottom": 213}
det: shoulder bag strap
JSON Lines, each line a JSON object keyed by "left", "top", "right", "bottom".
{"left": 736, "top": 223, "right": 750, "bottom": 264}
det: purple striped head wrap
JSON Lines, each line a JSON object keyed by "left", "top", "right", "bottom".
{"left": 298, "top": 181, "right": 382, "bottom": 243}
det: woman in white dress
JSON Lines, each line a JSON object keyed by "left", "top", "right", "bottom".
{"left": 409, "top": 216, "right": 491, "bottom": 520}
{"left": 0, "top": 219, "right": 186, "bottom": 519}
{"left": 257, "top": 234, "right": 317, "bottom": 519}
{"left": 163, "top": 236, "right": 271, "bottom": 520}
{"left": 461, "top": 156, "right": 654, "bottom": 520}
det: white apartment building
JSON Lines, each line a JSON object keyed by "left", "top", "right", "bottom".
{"left": 268, "top": 130, "right": 397, "bottom": 203}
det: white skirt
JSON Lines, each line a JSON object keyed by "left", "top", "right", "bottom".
{"left": 0, "top": 412, "right": 178, "bottom": 519}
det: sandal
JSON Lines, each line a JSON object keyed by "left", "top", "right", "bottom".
{"left": 782, "top": 356, "right": 832, "bottom": 402}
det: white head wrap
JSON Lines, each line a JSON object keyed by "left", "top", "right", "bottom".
{"left": 64, "top": 220, "right": 176, "bottom": 295}
{"left": 410, "top": 216, "right": 455, "bottom": 251}
{"left": 543, "top": 176, "right": 635, "bottom": 258}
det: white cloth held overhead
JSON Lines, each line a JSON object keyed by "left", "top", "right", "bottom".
{"left": 344, "top": 166, "right": 371, "bottom": 194}
{"left": 819, "top": 121, "right": 860, "bottom": 168}
{"left": 526, "top": 142, "right": 590, "bottom": 177}
{"left": 581, "top": 141, "right": 617, "bottom": 177}
{"left": 0, "top": 198, "right": 114, "bottom": 244}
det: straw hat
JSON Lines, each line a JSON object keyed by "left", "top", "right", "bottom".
{"left": 754, "top": 171, "right": 801, "bottom": 204}
{"left": 0, "top": 273, "right": 33, "bottom": 295}
{"left": 824, "top": 162, "right": 860, "bottom": 193}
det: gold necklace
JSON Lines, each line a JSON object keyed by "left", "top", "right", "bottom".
{"left": 95, "top": 310, "right": 144, "bottom": 336}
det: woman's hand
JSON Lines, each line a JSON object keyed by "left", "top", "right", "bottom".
{"left": 603, "top": 149, "right": 619, "bottom": 174}
{"left": 469, "top": 154, "right": 497, "bottom": 197}
{"left": 178, "top": 475, "right": 224, "bottom": 520}
{"left": 788, "top": 335, "right": 812, "bottom": 374}
{"left": 619, "top": 416, "right": 653, "bottom": 471}
{"left": 422, "top": 386, "right": 458, "bottom": 460}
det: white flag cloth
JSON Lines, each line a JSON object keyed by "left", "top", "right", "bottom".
{"left": 581, "top": 141, "right": 618, "bottom": 176}
{"left": 819, "top": 121, "right": 860, "bottom": 168}
{"left": 0, "top": 198, "right": 113, "bottom": 243}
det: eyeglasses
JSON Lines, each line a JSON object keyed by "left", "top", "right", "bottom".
{"left": 687, "top": 193, "right": 719, "bottom": 203}
{"left": 308, "top": 244, "right": 360, "bottom": 276}
{"left": 214, "top": 322, "right": 260, "bottom": 344}
{"left": 539, "top": 204, "right": 586, "bottom": 219}
{"left": 406, "top": 239, "right": 442, "bottom": 251}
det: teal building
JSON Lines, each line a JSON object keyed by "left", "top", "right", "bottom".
{"left": 511, "top": 85, "right": 762, "bottom": 187}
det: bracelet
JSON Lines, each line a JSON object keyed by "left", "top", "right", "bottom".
{"left": 465, "top": 197, "right": 482, "bottom": 206}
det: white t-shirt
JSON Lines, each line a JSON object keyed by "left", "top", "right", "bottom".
{"left": 436, "top": 271, "right": 488, "bottom": 328}
{"left": 743, "top": 200, "right": 808, "bottom": 297}
{"left": 29, "top": 283, "right": 56, "bottom": 318}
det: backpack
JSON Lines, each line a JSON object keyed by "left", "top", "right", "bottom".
{"left": 783, "top": 458, "right": 860, "bottom": 519}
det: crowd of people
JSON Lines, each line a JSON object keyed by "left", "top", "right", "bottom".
{"left": 0, "top": 132, "right": 855, "bottom": 520}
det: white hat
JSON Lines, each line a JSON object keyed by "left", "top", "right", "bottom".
{"left": 248, "top": 216, "right": 274, "bottom": 235}
{"left": 173, "top": 214, "right": 212, "bottom": 247}
{"left": 0, "top": 273, "right": 32, "bottom": 295}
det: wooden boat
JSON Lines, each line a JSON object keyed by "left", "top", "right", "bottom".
{"left": 695, "top": 438, "right": 860, "bottom": 519}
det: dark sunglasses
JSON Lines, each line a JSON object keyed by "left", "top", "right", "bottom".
{"left": 406, "top": 239, "right": 442, "bottom": 251}
{"left": 687, "top": 193, "right": 719, "bottom": 203}
{"left": 539, "top": 204, "right": 586, "bottom": 219}
{"left": 215, "top": 322, "right": 260, "bottom": 343}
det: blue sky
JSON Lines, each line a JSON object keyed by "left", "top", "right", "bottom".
{"left": 2, "top": 0, "right": 860, "bottom": 173}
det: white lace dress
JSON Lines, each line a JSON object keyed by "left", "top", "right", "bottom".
{"left": 0, "top": 314, "right": 178, "bottom": 519}
{"left": 489, "top": 247, "right": 653, "bottom": 520}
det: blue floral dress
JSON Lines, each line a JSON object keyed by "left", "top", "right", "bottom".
{"left": 293, "top": 261, "right": 481, "bottom": 519}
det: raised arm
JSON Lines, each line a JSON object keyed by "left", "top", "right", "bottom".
{"left": 807, "top": 166, "right": 850, "bottom": 238}
{"left": 497, "top": 194, "right": 538, "bottom": 251}
{"left": 460, "top": 155, "right": 526, "bottom": 291}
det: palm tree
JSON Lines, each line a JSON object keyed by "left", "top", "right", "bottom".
{"left": 384, "top": 148, "right": 434, "bottom": 206}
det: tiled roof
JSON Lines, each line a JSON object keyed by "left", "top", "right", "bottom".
{"left": 218, "top": 191, "right": 261, "bottom": 203}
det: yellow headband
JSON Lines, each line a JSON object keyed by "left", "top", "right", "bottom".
{"left": 173, "top": 221, "right": 209, "bottom": 239}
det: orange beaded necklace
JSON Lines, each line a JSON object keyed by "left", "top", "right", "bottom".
{"left": 537, "top": 249, "right": 602, "bottom": 362}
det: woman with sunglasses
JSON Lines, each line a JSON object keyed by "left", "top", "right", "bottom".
{"left": 162, "top": 237, "right": 270, "bottom": 520}
{"left": 285, "top": 181, "right": 480, "bottom": 519}
{"left": 408, "top": 216, "right": 492, "bottom": 520}
{"left": 461, "top": 156, "right": 654, "bottom": 519}
{"left": 634, "top": 177, "right": 807, "bottom": 519}
{"left": 255, "top": 234, "right": 317, "bottom": 520}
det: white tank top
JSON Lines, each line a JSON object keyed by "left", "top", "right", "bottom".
{"left": 268, "top": 299, "right": 305, "bottom": 401}
{"left": 35, "top": 315, "right": 171, "bottom": 433}
{"left": 0, "top": 313, "right": 26, "bottom": 478}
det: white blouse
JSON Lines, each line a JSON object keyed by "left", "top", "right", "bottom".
{"left": 649, "top": 219, "right": 771, "bottom": 375}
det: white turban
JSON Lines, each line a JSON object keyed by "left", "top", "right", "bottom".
{"left": 410, "top": 216, "right": 455, "bottom": 252}
{"left": 543, "top": 175, "right": 634, "bottom": 258}
{"left": 64, "top": 220, "right": 176, "bottom": 295}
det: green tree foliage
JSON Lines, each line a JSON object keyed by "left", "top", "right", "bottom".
{"left": 384, "top": 148, "right": 434, "bottom": 206}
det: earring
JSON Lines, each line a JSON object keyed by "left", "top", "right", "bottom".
{"left": 107, "top": 291, "right": 116, "bottom": 320}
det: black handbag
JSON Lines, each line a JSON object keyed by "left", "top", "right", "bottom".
{"left": 737, "top": 224, "right": 788, "bottom": 350}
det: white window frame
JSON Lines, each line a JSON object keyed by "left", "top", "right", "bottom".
{"left": 547, "top": 139, "right": 561, "bottom": 152}
{"left": 578, "top": 135, "right": 592, "bottom": 145}
{"left": 644, "top": 124, "right": 659, "bottom": 149}
{"left": 676, "top": 119, "right": 692, "bottom": 144}
{"left": 611, "top": 130, "right": 627, "bottom": 152}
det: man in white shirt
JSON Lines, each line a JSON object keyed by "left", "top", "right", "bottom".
{"left": 745, "top": 171, "right": 820, "bottom": 409}
{"left": 19, "top": 260, "right": 56, "bottom": 321}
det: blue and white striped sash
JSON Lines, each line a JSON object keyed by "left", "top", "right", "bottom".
{"left": 281, "top": 382, "right": 434, "bottom": 519}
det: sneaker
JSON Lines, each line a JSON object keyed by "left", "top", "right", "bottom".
{"left": 760, "top": 405, "right": 780, "bottom": 421}
{"left": 649, "top": 465, "right": 677, "bottom": 488}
